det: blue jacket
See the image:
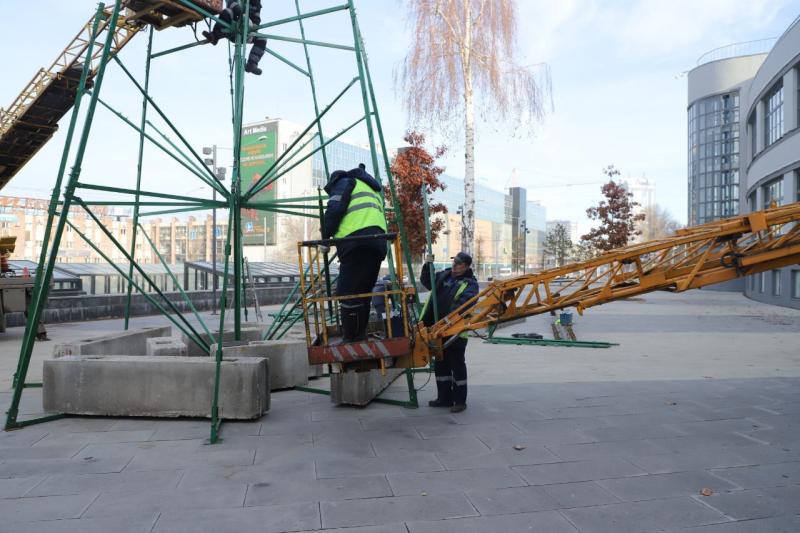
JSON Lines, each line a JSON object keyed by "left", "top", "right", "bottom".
{"left": 323, "top": 166, "right": 387, "bottom": 260}
{"left": 419, "top": 263, "right": 479, "bottom": 326}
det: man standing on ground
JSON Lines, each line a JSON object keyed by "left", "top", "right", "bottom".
{"left": 323, "top": 164, "right": 387, "bottom": 342}
{"left": 420, "top": 252, "right": 479, "bottom": 413}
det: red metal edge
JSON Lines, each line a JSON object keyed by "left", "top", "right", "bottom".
{"left": 308, "top": 337, "right": 411, "bottom": 364}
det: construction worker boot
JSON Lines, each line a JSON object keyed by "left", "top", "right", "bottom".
{"left": 245, "top": 62, "right": 262, "bottom": 75}
{"left": 202, "top": 30, "right": 218, "bottom": 45}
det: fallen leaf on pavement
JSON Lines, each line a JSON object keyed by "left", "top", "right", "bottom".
{"left": 699, "top": 487, "right": 714, "bottom": 496}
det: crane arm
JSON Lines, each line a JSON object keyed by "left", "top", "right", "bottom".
{"left": 415, "top": 203, "right": 800, "bottom": 352}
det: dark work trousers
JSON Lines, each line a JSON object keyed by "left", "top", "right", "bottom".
{"left": 336, "top": 246, "right": 383, "bottom": 341}
{"left": 211, "top": 1, "right": 265, "bottom": 69}
{"left": 434, "top": 336, "right": 468, "bottom": 405}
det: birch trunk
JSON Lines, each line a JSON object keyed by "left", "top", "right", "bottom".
{"left": 461, "top": 5, "right": 475, "bottom": 255}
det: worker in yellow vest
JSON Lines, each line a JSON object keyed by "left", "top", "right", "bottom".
{"left": 323, "top": 164, "right": 387, "bottom": 342}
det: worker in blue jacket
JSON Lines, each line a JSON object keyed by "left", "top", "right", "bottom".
{"left": 323, "top": 164, "right": 387, "bottom": 342}
{"left": 420, "top": 252, "right": 479, "bottom": 412}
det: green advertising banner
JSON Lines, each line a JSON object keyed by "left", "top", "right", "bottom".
{"left": 240, "top": 122, "right": 278, "bottom": 245}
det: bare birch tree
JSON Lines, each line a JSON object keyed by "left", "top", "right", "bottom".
{"left": 398, "top": 0, "right": 551, "bottom": 255}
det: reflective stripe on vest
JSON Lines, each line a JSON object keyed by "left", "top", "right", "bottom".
{"left": 420, "top": 279, "right": 471, "bottom": 339}
{"left": 334, "top": 179, "right": 387, "bottom": 238}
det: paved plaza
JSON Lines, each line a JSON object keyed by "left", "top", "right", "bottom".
{"left": 0, "top": 290, "right": 798, "bottom": 532}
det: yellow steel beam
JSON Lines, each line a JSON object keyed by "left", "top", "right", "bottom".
{"left": 419, "top": 203, "right": 800, "bottom": 343}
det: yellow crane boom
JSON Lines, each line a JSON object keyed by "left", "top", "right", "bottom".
{"left": 410, "top": 202, "right": 800, "bottom": 365}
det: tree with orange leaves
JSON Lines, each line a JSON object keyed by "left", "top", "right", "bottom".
{"left": 387, "top": 131, "right": 448, "bottom": 263}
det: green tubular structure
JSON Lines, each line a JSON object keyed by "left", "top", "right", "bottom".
{"left": 5, "top": 0, "right": 124, "bottom": 431}
{"left": 11, "top": 3, "right": 107, "bottom": 391}
{"left": 137, "top": 223, "right": 213, "bottom": 339}
{"left": 258, "top": 4, "right": 349, "bottom": 29}
{"left": 64, "top": 218, "right": 209, "bottom": 353}
{"left": 124, "top": 26, "right": 153, "bottom": 330}
{"left": 484, "top": 336, "right": 619, "bottom": 349}
{"left": 111, "top": 55, "right": 227, "bottom": 195}
{"left": 354, "top": 19, "right": 419, "bottom": 308}
{"left": 5, "top": 0, "right": 425, "bottom": 433}
{"left": 76, "top": 201, "right": 211, "bottom": 352}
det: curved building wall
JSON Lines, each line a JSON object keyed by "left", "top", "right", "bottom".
{"left": 741, "top": 18, "right": 800, "bottom": 309}
{"left": 687, "top": 55, "right": 765, "bottom": 227}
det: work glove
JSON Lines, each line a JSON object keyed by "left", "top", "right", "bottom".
{"left": 317, "top": 245, "right": 330, "bottom": 254}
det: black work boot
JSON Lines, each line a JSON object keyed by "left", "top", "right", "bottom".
{"left": 245, "top": 61, "right": 262, "bottom": 75}
{"left": 202, "top": 30, "right": 218, "bottom": 45}
{"left": 428, "top": 399, "right": 451, "bottom": 408}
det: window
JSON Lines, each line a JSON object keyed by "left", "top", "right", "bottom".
{"left": 748, "top": 113, "right": 757, "bottom": 157}
{"left": 763, "top": 178, "right": 784, "bottom": 209}
{"left": 760, "top": 272, "right": 766, "bottom": 293}
{"left": 772, "top": 270, "right": 781, "bottom": 296}
{"left": 793, "top": 271, "right": 800, "bottom": 299}
{"left": 765, "top": 83, "right": 784, "bottom": 146}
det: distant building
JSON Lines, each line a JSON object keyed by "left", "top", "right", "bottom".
{"left": 0, "top": 196, "right": 131, "bottom": 264}
{"left": 241, "top": 117, "right": 376, "bottom": 263}
{"left": 624, "top": 177, "right": 656, "bottom": 214}
{"left": 546, "top": 219, "right": 579, "bottom": 244}
{"left": 688, "top": 17, "right": 800, "bottom": 308}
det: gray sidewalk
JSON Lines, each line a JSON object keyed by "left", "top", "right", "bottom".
{"left": 0, "top": 290, "right": 798, "bottom": 532}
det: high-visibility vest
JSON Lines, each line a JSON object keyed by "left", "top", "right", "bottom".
{"left": 421, "top": 278, "right": 471, "bottom": 338}
{"left": 334, "top": 179, "right": 387, "bottom": 238}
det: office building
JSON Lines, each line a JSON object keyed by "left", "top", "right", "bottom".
{"left": 687, "top": 17, "right": 800, "bottom": 307}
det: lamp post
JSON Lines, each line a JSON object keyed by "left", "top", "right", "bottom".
{"left": 518, "top": 220, "right": 530, "bottom": 275}
{"left": 203, "top": 145, "right": 226, "bottom": 315}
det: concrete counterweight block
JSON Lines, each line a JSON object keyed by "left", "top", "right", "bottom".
{"left": 43, "top": 356, "right": 269, "bottom": 419}
{"left": 330, "top": 368, "right": 405, "bottom": 406}
{"left": 53, "top": 326, "right": 172, "bottom": 357}
{"left": 182, "top": 325, "right": 265, "bottom": 356}
{"left": 146, "top": 337, "right": 187, "bottom": 356}
{"left": 211, "top": 339, "right": 308, "bottom": 390}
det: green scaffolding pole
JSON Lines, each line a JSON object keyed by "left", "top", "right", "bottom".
{"left": 6, "top": 0, "right": 125, "bottom": 430}
{"left": 125, "top": 26, "right": 152, "bottom": 329}
{"left": 11, "top": 3, "right": 106, "bottom": 390}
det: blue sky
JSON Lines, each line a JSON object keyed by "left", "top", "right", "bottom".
{"left": 2, "top": 0, "right": 799, "bottom": 234}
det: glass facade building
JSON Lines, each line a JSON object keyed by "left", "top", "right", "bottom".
{"left": 687, "top": 91, "right": 741, "bottom": 225}
{"left": 311, "top": 138, "right": 376, "bottom": 188}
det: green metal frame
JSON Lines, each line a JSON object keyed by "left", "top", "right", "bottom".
{"left": 5, "top": 0, "right": 422, "bottom": 439}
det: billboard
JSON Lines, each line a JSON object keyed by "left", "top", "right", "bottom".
{"left": 240, "top": 122, "right": 278, "bottom": 245}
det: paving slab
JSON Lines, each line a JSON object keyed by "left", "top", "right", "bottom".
{"left": 320, "top": 493, "right": 478, "bottom": 529}
{"left": 387, "top": 466, "right": 527, "bottom": 495}
{"left": 1, "top": 514, "right": 159, "bottom": 533}
{"left": 698, "top": 485, "right": 800, "bottom": 520}
{"left": 83, "top": 484, "right": 247, "bottom": 518}
{"left": 561, "top": 497, "right": 729, "bottom": 533}
{"left": 27, "top": 469, "right": 183, "bottom": 497}
{"left": 406, "top": 510, "right": 579, "bottom": 532}
{"left": 0, "top": 493, "right": 99, "bottom": 524}
{"left": 541, "top": 481, "right": 622, "bottom": 509}
{"left": 152, "top": 502, "right": 320, "bottom": 533}
{"left": 709, "top": 461, "right": 800, "bottom": 488}
{"left": 513, "top": 457, "right": 647, "bottom": 485}
{"left": 245, "top": 474, "right": 393, "bottom": 505}
{"left": 0, "top": 475, "right": 45, "bottom": 498}
{"left": 597, "top": 471, "right": 739, "bottom": 502}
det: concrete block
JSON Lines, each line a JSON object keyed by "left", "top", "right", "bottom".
{"left": 330, "top": 367, "right": 404, "bottom": 406}
{"left": 53, "top": 326, "right": 172, "bottom": 357}
{"left": 308, "top": 364, "right": 325, "bottom": 379}
{"left": 145, "top": 337, "right": 187, "bottom": 356}
{"left": 43, "top": 356, "right": 269, "bottom": 419}
{"left": 211, "top": 340, "right": 308, "bottom": 390}
{"left": 183, "top": 325, "right": 265, "bottom": 356}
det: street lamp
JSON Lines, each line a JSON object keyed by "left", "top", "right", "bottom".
{"left": 203, "top": 145, "right": 226, "bottom": 314}
{"left": 518, "top": 220, "right": 530, "bottom": 275}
